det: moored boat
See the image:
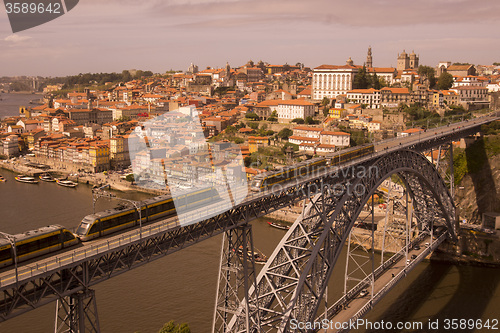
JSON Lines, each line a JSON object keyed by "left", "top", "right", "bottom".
{"left": 237, "top": 246, "right": 268, "bottom": 264}
{"left": 56, "top": 179, "right": 78, "bottom": 188}
{"left": 267, "top": 221, "right": 290, "bottom": 230}
{"left": 0, "top": 175, "right": 6, "bottom": 182}
{"left": 39, "top": 173, "right": 56, "bottom": 182}
{"left": 15, "top": 175, "right": 39, "bottom": 184}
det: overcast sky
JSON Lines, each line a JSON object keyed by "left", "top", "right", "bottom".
{"left": 1, "top": 0, "right": 499, "bottom": 77}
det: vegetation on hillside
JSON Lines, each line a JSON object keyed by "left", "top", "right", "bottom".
{"left": 453, "top": 132, "right": 500, "bottom": 186}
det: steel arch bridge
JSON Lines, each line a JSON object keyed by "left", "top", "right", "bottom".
{"left": 220, "top": 149, "right": 457, "bottom": 332}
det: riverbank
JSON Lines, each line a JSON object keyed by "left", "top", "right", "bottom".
{"left": 431, "top": 227, "right": 500, "bottom": 268}
{"left": 0, "top": 158, "right": 166, "bottom": 196}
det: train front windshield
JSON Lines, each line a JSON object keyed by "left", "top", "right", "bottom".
{"left": 76, "top": 218, "right": 94, "bottom": 236}
{"left": 251, "top": 179, "right": 262, "bottom": 189}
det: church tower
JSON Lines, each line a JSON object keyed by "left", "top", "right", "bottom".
{"left": 397, "top": 50, "right": 409, "bottom": 71}
{"left": 366, "top": 46, "right": 373, "bottom": 68}
{"left": 409, "top": 50, "right": 419, "bottom": 69}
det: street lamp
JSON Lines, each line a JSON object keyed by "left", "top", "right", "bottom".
{"left": 0, "top": 232, "right": 18, "bottom": 286}
{"left": 92, "top": 185, "right": 143, "bottom": 239}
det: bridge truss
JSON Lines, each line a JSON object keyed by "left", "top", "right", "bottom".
{"left": 1, "top": 116, "right": 495, "bottom": 332}
{"left": 220, "top": 149, "right": 457, "bottom": 332}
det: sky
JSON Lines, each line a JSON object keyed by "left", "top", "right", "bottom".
{"left": 0, "top": 0, "right": 499, "bottom": 77}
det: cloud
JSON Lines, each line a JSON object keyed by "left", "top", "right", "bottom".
{"left": 144, "top": 0, "right": 500, "bottom": 28}
{"left": 4, "top": 34, "right": 32, "bottom": 43}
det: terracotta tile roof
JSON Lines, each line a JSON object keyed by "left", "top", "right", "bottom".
{"left": 320, "top": 131, "right": 350, "bottom": 136}
{"left": 289, "top": 136, "right": 319, "bottom": 142}
{"left": 381, "top": 87, "right": 410, "bottom": 94}
{"left": 293, "top": 126, "right": 322, "bottom": 132}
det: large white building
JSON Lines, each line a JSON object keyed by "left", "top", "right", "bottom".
{"left": 277, "top": 100, "right": 315, "bottom": 122}
{"left": 312, "top": 62, "right": 359, "bottom": 100}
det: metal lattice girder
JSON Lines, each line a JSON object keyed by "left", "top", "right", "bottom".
{"left": 0, "top": 118, "right": 496, "bottom": 324}
{"left": 55, "top": 289, "right": 100, "bottom": 333}
{"left": 0, "top": 131, "right": 469, "bottom": 324}
{"left": 232, "top": 149, "right": 457, "bottom": 332}
{"left": 213, "top": 224, "right": 261, "bottom": 333}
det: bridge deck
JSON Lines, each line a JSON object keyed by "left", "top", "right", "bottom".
{"left": 0, "top": 113, "right": 497, "bottom": 323}
{"left": 0, "top": 115, "right": 496, "bottom": 289}
{"left": 322, "top": 233, "right": 447, "bottom": 332}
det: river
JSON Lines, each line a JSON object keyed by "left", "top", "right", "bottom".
{"left": 0, "top": 92, "right": 41, "bottom": 120}
{"left": 0, "top": 168, "right": 498, "bottom": 332}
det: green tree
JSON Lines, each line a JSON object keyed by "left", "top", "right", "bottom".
{"left": 125, "top": 174, "right": 135, "bottom": 182}
{"left": 247, "top": 122, "right": 259, "bottom": 130}
{"left": 371, "top": 73, "right": 381, "bottom": 90}
{"left": 305, "top": 116, "right": 318, "bottom": 124}
{"left": 268, "top": 110, "right": 278, "bottom": 122}
{"left": 291, "top": 118, "right": 305, "bottom": 124}
{"left": 353, "top": 65, "right": 369, "bottom": 89}
{"left": 234, "top": 137, "right": 244, "bottom": 144}
{"left": 417, "top": 65, "right": 436, "bottom": 88}
{"left": 278, "top": 128, "right": 293, "bottom": 140}
{"left": 225, "top": 125, "right": 237, "bottom": 134}
{"left": 245, "top": 112, "right": 259, "bottom": 120}
{"left": 121, "top": 70, "right": 132, "bottom": 82}
{"left": 321, "top": 97, "right": 330, "bottom": 107}
{"left": 158, "top": 321, "right": 190, "bottom": 333}
{"left": 323, "top": 106, "right": 330, "bottom": 117}
{"left": 282, "top": 142, "right": 299, "bottom": 153}
{"left": 436, "top": 72, "right": 454, "bottom": 90}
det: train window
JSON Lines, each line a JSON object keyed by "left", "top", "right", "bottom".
{"left": 0, "top": 248, "right": 11, "bottom": 262}
{"left": 39, "top": 237, "right": 50, "bottom": 249}
{"left": 63, "top": 232, "right": 75, "bottom": 242}
{"left": 17, "top": 240, "right": 39, "bottom": 256}
{"left": 89, "top": 222, "right": 101, "bottom": 235}
{"left": 46, "top": 234, "right": 61, "bottom": 247}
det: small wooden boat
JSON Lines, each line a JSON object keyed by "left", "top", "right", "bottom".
{"left": 15, "top": 175, "right": 39, "bottom": 184}
{"left": 56, "top": 179, "right": 78, "bottom": 188}
{"left": 237, "top": 246, "right": 267, "bottom": 264}
{"left": 0, "top": 175, "right": 6, "bottom": 182}
{"left": 267, "top": 221, "right": 290, "bottom": 230}
{"left": 39, "top": 173, "right": 56, "bottom": 182}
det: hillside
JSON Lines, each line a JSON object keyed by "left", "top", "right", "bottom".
{"left": 454, "top": 127, "right": 500, "bottom": 224}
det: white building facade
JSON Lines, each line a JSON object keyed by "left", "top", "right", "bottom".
{"left": 312, "top": 64, "right": 359, "bottom": 100}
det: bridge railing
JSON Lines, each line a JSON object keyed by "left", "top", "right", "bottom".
{"left": 340, "top": 233, "right": 448, "bottom": 332}
{"left": 0, "top": 200, "right": 243, "bottom": 288}
{"left": 0, "top": 115, "right": 495, "bottom": 289}
{"left": 321, "top": 232, "right": 429, "bottom": 320}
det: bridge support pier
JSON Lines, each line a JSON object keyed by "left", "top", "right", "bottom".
{"left": 54, "top": 289, "right": 100, "bottom": 333}
{"left": 213, "top": 224, "right": 260, "bottom": 333}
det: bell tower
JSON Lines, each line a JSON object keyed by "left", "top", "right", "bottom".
{"left": 366, "top": 46, "right": 373, "bottom": 68}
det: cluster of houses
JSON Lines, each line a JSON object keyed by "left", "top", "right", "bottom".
{"left": 1, "top": 53, "right": 499, "bottom": 177}
{"left": 313, "top": 50, "right": 498, "bottom": 111}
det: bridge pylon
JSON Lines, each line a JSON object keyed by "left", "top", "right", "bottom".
{"left": 212, "top": 224, "right": 261, "bottom": 333}
{"left": 54, "top": 289, "right": 100, "bottom": 333}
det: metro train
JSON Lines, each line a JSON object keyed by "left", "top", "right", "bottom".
{"left": 250, "top": 144, "right": 375, "bottom": 191}
{"left": 0, "top": 225, "right": 78, "bottom": 269}
{"left": 1, "top": 143, "right": 376, "bottom": 269}
{"left": 0, "top": 187, "right": 220, "bottom": 269}
{"left": 75, "top": 186, "right": 219, "bottom": 241}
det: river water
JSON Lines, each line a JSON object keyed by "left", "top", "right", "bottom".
{"left": 0, "top": 165, "right": 499, "bottom": 332}
{"left": 0, "top": 93, "right": 40, "bottom": 120}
